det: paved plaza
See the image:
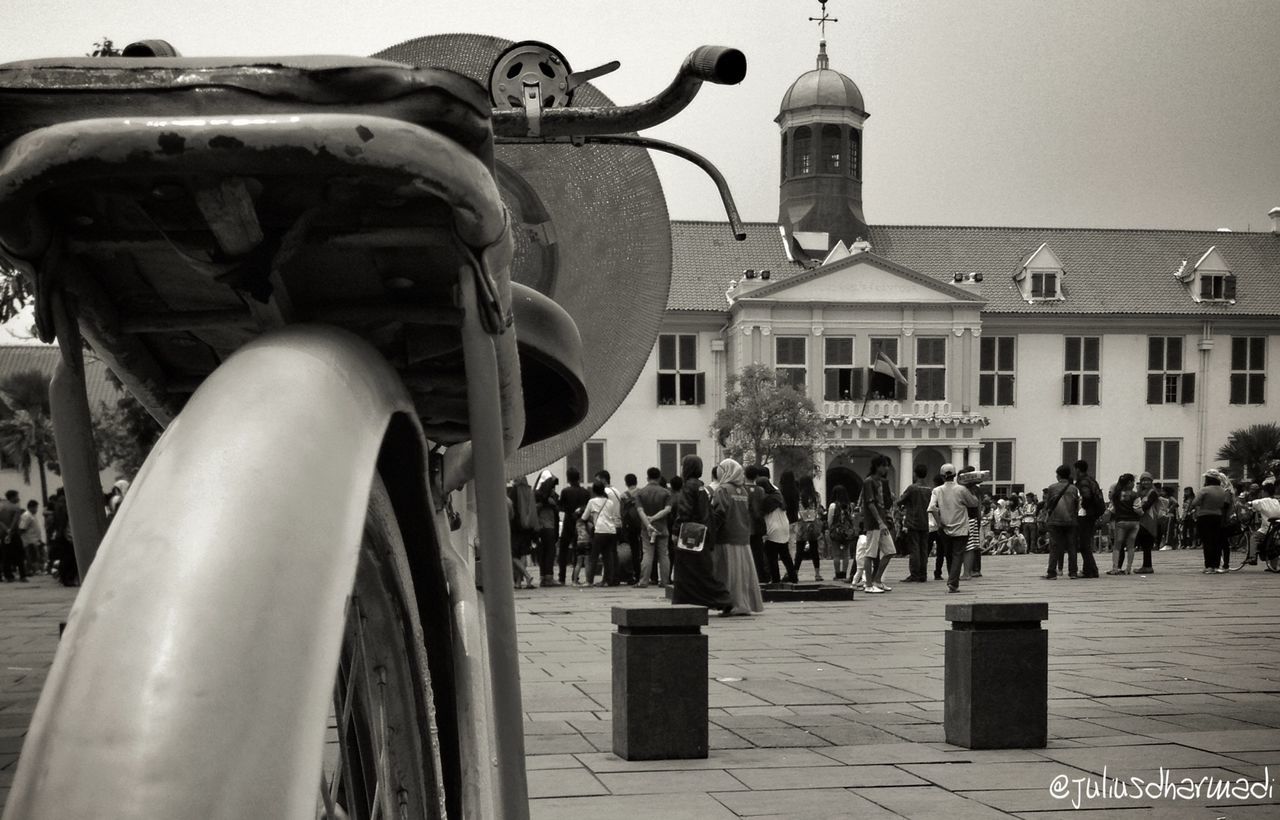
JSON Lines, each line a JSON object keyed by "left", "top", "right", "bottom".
{"left": 2, "top": 550, "right": 1280, "bottom": 817}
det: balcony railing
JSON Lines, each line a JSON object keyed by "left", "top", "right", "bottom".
{"left": 824, "top": 399, "right": 954, "bottom": 417}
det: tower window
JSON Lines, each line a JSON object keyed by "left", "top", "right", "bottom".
{"left": 821, "top": 124, "right": 841, "bottom": 173}
{"left": 848, "top": 129, "right": 861, "bottom": 180}
{"left": 780, "top": 132, "right": 788, "bottom": 182}
{"left": 793, "top": 126, "right": 812, "bottom": 176}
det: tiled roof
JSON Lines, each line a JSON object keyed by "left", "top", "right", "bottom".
{"left": 668, "top": 220, "right": 805, "bottom": 310}
{"left": 670, "top": 221, "right": 1280, "bottom": 316}
{"left": 0, "top": 345, "right": 125, "bottom": 411}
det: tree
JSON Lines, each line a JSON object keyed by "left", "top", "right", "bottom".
{"left": 712, "top": 364, "right": 826, "bottom": 468}
{"left": 92, "top": 372, "right": 162, "bottom": 481}
{"left": 0, "top": 370, "right": 58, "bottom": 505}
{"left": 1216, "top": 423, "right": 1280, "bottom": 483}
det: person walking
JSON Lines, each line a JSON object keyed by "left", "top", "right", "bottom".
{"left": 826, "top": 485, "right": 858, "bottom": 581}
{"left": 583, "top": 480, "right": 621, "bottom": 586}
{"left": 1191, "top": 472, "right": 1233, "bottom": 573}
{"left": 710, "top": 459, "right": 765, "bottom": 615}
{"left": 897, "top": 463, "right": 933, "bottom": 582}
{"left": 635, "top": 467, "right": 673, "bottom": 588}
{"left": 1041, "top": 465, "right": 1081, "bottom": 579}
{"left": 1108, "top": 473, "right": 1140, "bottom": 574}
{"left": 859, "top": 455, "right": 897, "bottom": 593}
{"left": 793, "top": 476, "right": 825, "bottom": 581}
{"left": 670, "top": 455, "right": 734, "bottom": 613}
{"left": 928, "top": 464, "right": 978, "bottom": 592}
{"left": 1071, "top": 460, "right": 1103, "bottom": 578}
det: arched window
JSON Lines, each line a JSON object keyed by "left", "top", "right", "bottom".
{"left": 780, "top": 132, "right": 788, "bottom": 182}
{"left": 821, "top": 124, "right": 841, "bottom": 173}
{"left": 793, "top": 126, "right": 812, "bottom": 176}
{"left": 848, "top": 128, "right": 862, "bottom": 180}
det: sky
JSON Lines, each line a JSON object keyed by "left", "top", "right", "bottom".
{"left": 3, "top": 0, "right": 1279, "bottom": 240}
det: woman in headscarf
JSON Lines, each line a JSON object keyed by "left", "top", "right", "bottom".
{"left": 671, "top": 455, "right": 733, "bottom": 614}
{"left": 711, "top": 458, "right": 765, "bottom": 615}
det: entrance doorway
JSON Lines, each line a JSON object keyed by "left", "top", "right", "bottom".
{"left": 826, "top": 466, "right": 863, "bottom": 506}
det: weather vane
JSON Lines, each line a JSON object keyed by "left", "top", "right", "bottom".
{"left": 809, "top": 0, "right": 838, "bottom": 38}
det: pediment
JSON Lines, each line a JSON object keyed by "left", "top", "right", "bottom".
{"left": 737, "top": 252, "right": 984, "bottom": 305}
{"left": 1021, "top": 242, "right": 1063, "bottom": 271}
{"left": 1193, "top": 246, "right": 1230, "bottom": 273}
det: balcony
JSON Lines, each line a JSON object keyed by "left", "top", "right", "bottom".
{"left": 824, "top": 400, "right": 954, "bottom": 417}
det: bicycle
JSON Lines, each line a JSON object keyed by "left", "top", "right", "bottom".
{"left": 0, "top": 34, "right": 745, "bottom": 819}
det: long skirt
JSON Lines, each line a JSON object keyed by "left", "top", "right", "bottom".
{"left": 672, "top": 546, "right": 733, "bottom": 611}
{"left": 713, "top": 541, "right": 765, "bottom": 615}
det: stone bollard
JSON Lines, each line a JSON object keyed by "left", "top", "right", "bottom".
{"left": 611, "top": 604, "right": 708, "bottom": 760}
{"left": 944, "top": 602, "right": 1048, "bottom": 749}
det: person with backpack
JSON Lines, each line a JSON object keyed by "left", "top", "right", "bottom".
{"left": 1040, "top": 465, "right": 1081, "bottom": 579}
{"left": 793, "top": 475, "right": 825, "bottom": 581}
{"left": 826, "top": 485, "right": 858, "bottom": 581}
{"left": 897, "top": 463, "right": 934, "bottom": 582}
{"left": 758, "top": 472, "right": 799, "bottom": 584}
{"left": 1070, "top": 460, "right": 1103, "bottom": 578}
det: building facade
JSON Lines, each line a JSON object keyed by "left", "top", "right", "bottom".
{"left": 550, "top": 42, "right": 1280, "bottom": 499}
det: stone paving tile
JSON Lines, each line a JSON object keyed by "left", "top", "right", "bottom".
{"left": 527, "top": 767, "right": 608, "bottom": 798}
{"left": 710, "top": 787, "right": 901, "bottom": 818}
{"left": 530, "top": 792, "right": 739, "bottom": 820}
{"left": 815, "top": 742, "right": 965, "bottom": 765}
{"left": 1149, "top": 729, "right": 1280, "bottom": 753}
{"left": 597, "top": 768, "right": 747, "bottom": 795}
{"left": 1035, "top": 742, "right": 1245, "bottom": 773}
{"left": 900, "top": 760, "right": 1090, "bottom": 791}
{"left": 525, "top": 753, "right": 582, "bottom": 770}
{"left": 728, "top": 763, "right": 928, "bottom": 790}
{"left": 575, "top": 747, "right": 842, "bottom": 773}
{"left": 852, "top": 785, "right": 1018, "bottom": 818}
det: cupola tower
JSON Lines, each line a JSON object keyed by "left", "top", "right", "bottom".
{"left": 776, "top": 36, "right": 869, "bottom": 260}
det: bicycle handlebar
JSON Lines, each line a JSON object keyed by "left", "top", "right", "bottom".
{"left": 491, "top": 45, "right": 746, "bottom": 138}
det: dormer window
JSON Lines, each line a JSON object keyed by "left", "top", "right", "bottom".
{"left": 1178, "top": 246, "right": 1236, "bottom": 304}
{"left": 1030, "top": 270, "right": 1059, "bottom": 299}
{"left": 1015, "top": 243, "right": 1065, "bottom": 303}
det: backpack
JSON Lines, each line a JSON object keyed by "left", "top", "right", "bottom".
{"left": 1078, "top": 476, "right": 1105, "bottom": 518}
{"left": 830, "top": 504, "right": 857, "bottom": 543}
{"left": 620, "top": 490, "right": 641, "bottom": 529}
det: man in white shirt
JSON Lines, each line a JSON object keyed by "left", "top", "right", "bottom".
{"left": 18, "top": 500, "right": 45, "bottom": 576}
{"left": 928, "top": 464, "right": 979, "bottom": 593}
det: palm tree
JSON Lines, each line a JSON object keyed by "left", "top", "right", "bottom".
{"left": 0, "top": 370, "right": 57, "bottom": 505}
{"left": 1216, "top": 423, "right": 1280, "bottom": 483}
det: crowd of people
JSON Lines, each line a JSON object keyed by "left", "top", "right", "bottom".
{"left": 505, "top": 455, "right": 1280, "bottom": 607}
{"left": 0, "top": 479, "right": 130, "bottom": 587}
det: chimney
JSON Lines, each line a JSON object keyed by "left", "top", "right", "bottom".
{"left": 1270, "top": 207, "right": 1280, "bottom": 235}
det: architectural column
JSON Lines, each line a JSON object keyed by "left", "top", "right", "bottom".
{"left": 959, "top": 327, "right": 974, "bottom": 414}
{"left": 965, "top": 446, "right": 980, "bottom": 470}
{"left": 898, "top": 444, "right": 918, "bottom": 494}
{"left": 950, "top": 446, "right": 965, "bottom": 469}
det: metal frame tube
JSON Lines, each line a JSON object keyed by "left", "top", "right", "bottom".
{"left": 48, "top": 291, "right": 107, "bottom": 578}
{"left": 459, "top": 272, "right": 529, "bottom": 820}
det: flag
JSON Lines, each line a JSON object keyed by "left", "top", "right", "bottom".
{"left": 873, "top": 351, "right": 908, "bottom": 386}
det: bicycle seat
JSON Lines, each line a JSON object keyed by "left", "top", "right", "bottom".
{"left": 0, "top": 56, "right": 494, "bottom": 162}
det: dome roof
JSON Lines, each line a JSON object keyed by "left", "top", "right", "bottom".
{"left": 778, "top": 42, "right": 865, "bottom": 116}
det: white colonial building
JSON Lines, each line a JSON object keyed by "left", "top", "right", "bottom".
{"left": 550, "top": 42, "right": 1280, "bottom": 500}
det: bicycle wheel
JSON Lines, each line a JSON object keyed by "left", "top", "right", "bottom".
{"left": 319, "top": 475, "right": 448, "bottom": 820}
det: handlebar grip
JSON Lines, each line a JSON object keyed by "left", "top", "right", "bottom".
{"left": 683, "top": 47, "right": 747, "bottom": 86}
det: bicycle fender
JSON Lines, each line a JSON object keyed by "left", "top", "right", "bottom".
{"left": 6, "top": 324, "right": 435, "bottom": 820}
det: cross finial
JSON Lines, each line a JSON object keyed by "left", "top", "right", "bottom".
{"left": 808, "top": 0, "right": 838, "bottom": 39}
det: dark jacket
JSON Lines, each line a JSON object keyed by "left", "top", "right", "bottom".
{"left": 711, "top": 484, "right": 752, "bottom": 545}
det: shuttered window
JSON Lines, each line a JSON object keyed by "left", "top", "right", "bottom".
{"left": 979, "top": 336, "right": 1015, "bottom": 406}
{"left": 1229, "top": 337, "right": 1265, "bottom": 405}
{"left": 1063, "top": 337, "right": 1100, "bottom": 405}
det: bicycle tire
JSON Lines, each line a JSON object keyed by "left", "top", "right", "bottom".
{"left": 319, "top": 474, "right": 448, "bottom": 820}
